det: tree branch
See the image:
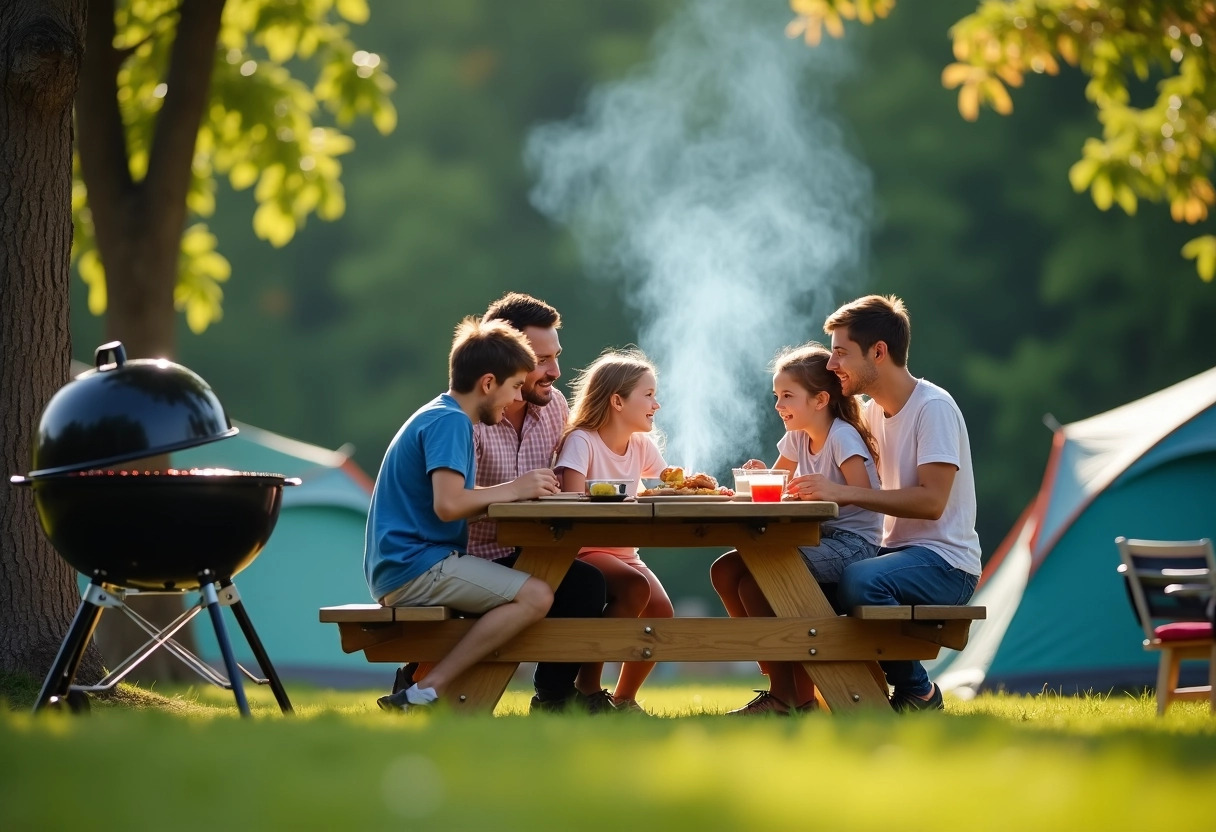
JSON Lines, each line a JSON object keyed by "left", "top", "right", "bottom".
{"left": 115, "top": 5, "right": 182, "bottom": 63}
{"left": 143, "top": 0, "right": 225, "bottom": 222}
{"left": 76, "top": 0, "right": 133, "bottom": 214}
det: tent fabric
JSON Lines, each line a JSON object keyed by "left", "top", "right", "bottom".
{"left": 930, "top": 366, "right": 1216, "bottom": 697}
{"left": 173, "top": 422, "right": 382, "bottom": 686}
{"left": 1033, "top": 366, "right": 1216, "bottom": 571}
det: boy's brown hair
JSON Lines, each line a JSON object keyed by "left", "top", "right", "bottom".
{"left": 824, "top": 294, "right": 911, "bottom": 367}
{"left": 449, "top": 317, "right": 537, "bottom": 393}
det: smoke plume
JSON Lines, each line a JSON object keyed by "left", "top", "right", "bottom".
{"left": 526, "top": 0, "right": 870, "bottom": 474}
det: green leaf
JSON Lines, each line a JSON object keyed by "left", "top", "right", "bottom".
{"left": 229, "top": 161, "right": 260, "bottom": 190}
{"left": 1068, "top": 157, "right": 1100, "bottom": 192}
{"left": 1090, "top": 172, "right": 1113, "bottom": 210}
{"left": 78, "top": 250, "right": 108, "bottom": 315}
{"left": 1181, "top": 235, "right": 1216, "bottom": 281}
{"left": 1115, "top": 184, "right": 1137, "bottom": 216}
{"left": 336, "top": 0, "right": 370, "bottom": 24}
{"left": 253, "top": 201, "right": 298, "bottom": 247}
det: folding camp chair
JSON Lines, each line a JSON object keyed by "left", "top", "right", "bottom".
{"left": 1115, "top": 537, "right": 1215, "bottom": 715}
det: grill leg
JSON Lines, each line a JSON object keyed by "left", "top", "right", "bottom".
{"left": 220, "top": 579, "right": 293, "bottom": 714}
{"left": 34, "top": 582, "right": 106, "bottom": 713}
{"left": 201, "top": 581, "right": 250, "bottom": 717}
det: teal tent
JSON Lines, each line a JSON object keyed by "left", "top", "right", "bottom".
{"left": 172, "top": 422, "right": 381, "bottom": 686}
{"left": 931, "top": 366, "right": 1216, "bottom": 695}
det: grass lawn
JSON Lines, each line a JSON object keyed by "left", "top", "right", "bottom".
{"left": 2, "top": 677, "right": 1215, "bottom": 831}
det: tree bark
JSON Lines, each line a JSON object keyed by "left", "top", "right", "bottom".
{"left": 0, "top": 0, "right": 98, "bottom": 683}
{"left": 76, "top": 0, "right": 227, "bottom": 682}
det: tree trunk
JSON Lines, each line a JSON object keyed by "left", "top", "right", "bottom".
{"left": 77, "top": 0, "right": 227, "bottom": 683}
{"left": 0, "top": 0, "right": 99, "bottom": 684}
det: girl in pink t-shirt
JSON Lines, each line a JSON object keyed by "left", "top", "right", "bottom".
{"left": 554, "top": 349, "right": 671, "bottom": 713}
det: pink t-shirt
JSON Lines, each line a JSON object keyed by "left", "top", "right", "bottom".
{"left": 555, "top": 429, "right": 666, "bottom": 560}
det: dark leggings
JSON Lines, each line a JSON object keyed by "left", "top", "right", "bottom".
{"left": 495, "top": 553, "right": 607, "bottom": 700}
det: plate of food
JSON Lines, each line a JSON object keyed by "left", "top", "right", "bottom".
{"left": 537, "top": 492, "right": 589, "bottom": 501}
{"left": 637, "top": 494, "right": 733, "bottom": 502}
{"left": 638, "top": 467, "right": 735, "bottom": 500}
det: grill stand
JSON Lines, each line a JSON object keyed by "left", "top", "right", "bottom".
{"left": 34, "top": 573, "right": 293, "bottom": 717}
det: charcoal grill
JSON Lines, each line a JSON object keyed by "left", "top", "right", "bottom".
{"left": 12, "top": 342, "right": 299, "bottom": 717}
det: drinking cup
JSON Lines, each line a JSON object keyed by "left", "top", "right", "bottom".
{"left": 749, "top": 472, "right": 787, "bottom": 503}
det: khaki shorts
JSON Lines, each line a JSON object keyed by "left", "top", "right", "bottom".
{"left": 379, "top": 552, "right": 529, "bottom": 614}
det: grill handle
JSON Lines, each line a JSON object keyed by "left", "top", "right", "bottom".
{"left": 94, "top": 341, "right": 126, "bottom": 371}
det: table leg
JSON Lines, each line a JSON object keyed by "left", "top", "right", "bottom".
{"left": 736, "top": 543, "right": 889, "bottom": 712}
{"left": 442, "top": 543, "right": 581, "bottom": 714}
{"left": 512, "top": 544, "right": 579, "bottom": 591}
{"left": 442, "top": 664, "right": 519, "bottom": 714}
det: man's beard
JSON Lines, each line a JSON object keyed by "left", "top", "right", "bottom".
{"left": 522, "top": 379, "right": 554, "bottom": 407}
{"left": 844, "top": 361, "right": 879, "bottom": 396}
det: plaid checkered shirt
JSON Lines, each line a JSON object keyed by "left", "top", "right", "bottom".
{"left": 467, "top": 389, "right": 569, "bottom": 560}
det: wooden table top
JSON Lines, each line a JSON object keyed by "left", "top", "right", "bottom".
{"left": 487, "top": 499, "right": 838, "bottom": 521}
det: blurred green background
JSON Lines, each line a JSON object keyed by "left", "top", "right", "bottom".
{"left": 68, "top": 0, "right": 1216, "bottom": 608}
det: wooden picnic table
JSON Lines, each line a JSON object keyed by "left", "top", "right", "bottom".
{"left": 321, "top": 499, "right": 983, "bottom": 714}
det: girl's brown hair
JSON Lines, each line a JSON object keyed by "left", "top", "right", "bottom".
{"left": 561, "top": 348, "right": 656, "bottom": 444}
{"left": 772, "top": 342, "right": 880, "bottom": 474}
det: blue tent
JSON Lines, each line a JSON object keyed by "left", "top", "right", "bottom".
{"left": 931, "top": 366, "right": 1216, "bottom": 696}
{"left": 173, "top": 422, "right": 381, "bottom": 686}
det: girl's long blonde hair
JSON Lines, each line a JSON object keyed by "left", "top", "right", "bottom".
{"left": 773, "top": 342, "right": 881, "bottom": 475}
{"left": 561, "top": 348, "right": 657, "bottom": 446}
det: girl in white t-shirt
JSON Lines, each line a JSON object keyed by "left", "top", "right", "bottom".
{"left": 554, "top": 349, "right": 671, "bottom": 713}
{"left": 711, "top": 342, "right": 883, "bottom": 715}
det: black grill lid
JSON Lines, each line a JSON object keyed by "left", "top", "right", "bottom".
{"left": 25, "top": 341, "right": 238, "bottom": 478}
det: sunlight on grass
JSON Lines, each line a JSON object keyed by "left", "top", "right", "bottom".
{"left": 3, "top": 680, "right": 1215, "bottom": 830}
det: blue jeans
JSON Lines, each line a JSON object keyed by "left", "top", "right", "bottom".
{"left": 838, "top": 546, "right": 979, "bottom": 698}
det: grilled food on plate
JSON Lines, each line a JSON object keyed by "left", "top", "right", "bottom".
{"left": 639, "top": 467, "right": 734, "bottom": 497}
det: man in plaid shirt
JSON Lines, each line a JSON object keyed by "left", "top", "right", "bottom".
{"left": 390, "top": 293, "right": 612, "bottom": 713}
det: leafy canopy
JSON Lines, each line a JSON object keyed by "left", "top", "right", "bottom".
{"left": 72, "top": 0, "right": 396, "bottom": 332}
{"left": 789, "top": 0, "right": 1216, "bottom": 281}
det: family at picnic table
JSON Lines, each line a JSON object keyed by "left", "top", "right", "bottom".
{"left": 363, "top": 292, "right": 982, "bottom": 716}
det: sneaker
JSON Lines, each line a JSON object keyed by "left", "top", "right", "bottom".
{"left": 611, "top": 697, "right": 650, "bottom": 716}
{"left": 529, "top": 688, "right": 617, "bottom": 715}
{"left": 529, "top": 692, "right": 573, "bottom": 714}
{"left": 391, "top": 663, "right": 418, "bottom": 695}
{"left": 576, "top": 688, "right": 618, "bottom": 714}
{"left": 726, "top": 690, "right": 790, "bottom": 716}
{"left": 890, "top": 683, "right": 944, "bottom": 713}
{"left": 377, "top": 689, "right": 431, "bottom": 713}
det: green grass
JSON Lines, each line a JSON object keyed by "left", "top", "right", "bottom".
{"left": 2, "top": 679, "right": 1215, "bottom": 831}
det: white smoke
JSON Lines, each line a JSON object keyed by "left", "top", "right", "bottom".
{"left": 526, "top": 0, "right": 870, "bottom": 474}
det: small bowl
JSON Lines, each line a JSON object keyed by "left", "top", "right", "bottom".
{"left": 587, "top": 478, "right": 632, "bottom": 500}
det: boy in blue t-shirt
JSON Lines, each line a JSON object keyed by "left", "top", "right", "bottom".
{"left": 366, "top": 317, "right": 561, "bottom": 712}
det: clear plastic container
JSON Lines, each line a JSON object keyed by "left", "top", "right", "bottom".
{"left": 732, "top": 468, "right": 788, "bottom": 497}
{"left": 748, "top": 472, "right": 788, "bottom": 503}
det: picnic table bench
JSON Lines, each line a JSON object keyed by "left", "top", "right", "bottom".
{"left": 322, "top": 500, "right": 985, "bottom": 713}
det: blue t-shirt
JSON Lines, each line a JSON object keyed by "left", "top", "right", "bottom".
{"left": 363, "top": 394, "right": 476, "bottom": 601}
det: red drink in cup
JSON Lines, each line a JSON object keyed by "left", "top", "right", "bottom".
{"left": 749, "top": 473, "right": 786, "bottom": 503}
{"left": 750, "top": 483, "right": 783, "bottom": 502}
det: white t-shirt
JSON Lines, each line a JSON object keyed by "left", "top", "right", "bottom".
{"left": 554, "top": 429, "right": 666, "bottom": 561}
{"left": 864, "top": 379, "right": 982, "bottom": 575}
{"left": 777, "top": 419, "right": 882, "bottom": 545}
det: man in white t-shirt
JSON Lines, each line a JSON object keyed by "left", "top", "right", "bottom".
{"left": 804, "top": 294, "right": 981, "bottom": 712}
